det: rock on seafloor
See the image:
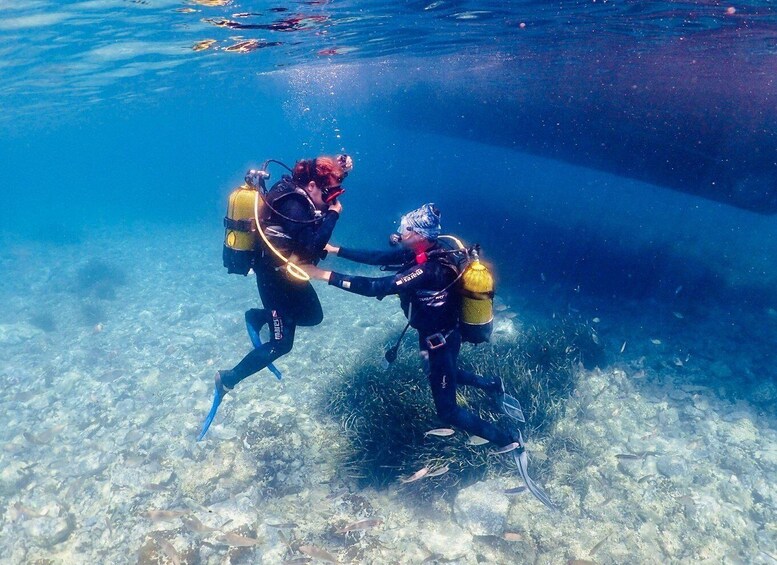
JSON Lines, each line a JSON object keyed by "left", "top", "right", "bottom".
{"left": 21, "top": 503, "right": 76, "bottom": 548}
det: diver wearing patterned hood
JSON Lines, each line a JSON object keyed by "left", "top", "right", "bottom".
{"left": 302, "top": 203, "right": 555, "bottom": 510}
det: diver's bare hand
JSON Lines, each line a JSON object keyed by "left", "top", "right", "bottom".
{"left": 325, "top": 243, "right": 340, "bottom": 255}
{"left": 299, "top": 263, "right": 331, "bottom": 281}
{"left": 328, "top": 200, "right": 343, "bottom": 215}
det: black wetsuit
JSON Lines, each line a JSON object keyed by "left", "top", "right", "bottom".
{"left": 221, "top": 182, "right": 339, "bottom": 389}
{"left": 330, "top": 245, "right": 515, "bottom": 447}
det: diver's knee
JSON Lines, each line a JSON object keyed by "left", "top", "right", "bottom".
{"left": 271, "top": 335, "right": 294, "bottom": 357}
{"left": 435, "top": 404, "right": 459, "bottom": 425}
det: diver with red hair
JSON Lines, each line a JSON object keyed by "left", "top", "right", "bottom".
{"left": 198, "top": 154, "right": 352, "bottom": 441}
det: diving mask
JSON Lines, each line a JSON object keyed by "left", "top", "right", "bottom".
{"left": 389, "top": 215, "right": 412, "bottom": 246}
{"left": 321, "top": 184, "right": 345, "bottom": 204}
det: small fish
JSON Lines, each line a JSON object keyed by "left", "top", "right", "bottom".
{"left": 650, "top": 338, "right": 662, "bottom": 345}
{"left": 192, "top": 39, "right": 217, "bottom": 52}
{"left": 467, "top": 435, "right": 489, "bottom": 446}
{"left": 400, "top": 467, "right": 429, "bottom": 483}
{"left": 23, "top": 431, "right": 47, "bottom": 445}
{"left": 144, "top": 482, "right": 168, "bottom": 491}
{"left": 637, "top": 474, "right": 655, "bottom": 484}
{"left": 218, "top": 532, "right": 262, "bottom": 547}
{"left": 426, "top": 465, "right": 449, "bottom": 477}
{"left": 620, "top": 341, "right": 627, "bottom": 353}
{"left": 299, "top": 545, "right": 339, "bottom": 563}
{"left": 224, "top": 39, "right": 262, "bottom": 53}
{"left": 503, "top": 531, "right": 525, "bottom": 542}
{"left": 282, "top": 558, "right": 312, "bottom": 564}
{"left": 181, "top": 515, "right": 218, "bottom": 534}
{"left": 147, "top": 509, "right": 188, "bottom": 522}
{"left": 673, "top": 357, "right": 684, "bottom": 367}
{"left": 592, "top": 317, "right": 600, "bottom": 323}
{"left": 424, "top": 428, "right": 455, "bottom": 437}
{"left": 493, "top": 442, "right": 521, "bottom": 454}
{"left": 504, "top": 312, "right": 517, "bottom": 319}
{"left": 11, "top": 502, "right": 48, "bottom": 519}
{"left": 267, "top": 521, "right": 299, "bottom": 529}
{"left": 336, "top": 518, "right": 383, "bottom": 533}
{"left": 589, "top": 533, "right": 610, "bottom": 556}
{"left": 503, "top": 486, "right": 528, "bottom": 495}
{"left": 672, "top": 311, "right": 684, "bottom": 319}
{"left": 614, "top": 453, "right": 640, "bottom": 460}
{"left": 674, "top": 285, "right": 683, "bottom": 295}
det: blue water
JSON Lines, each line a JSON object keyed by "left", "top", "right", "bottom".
{"left": 2, "top": 2, "right": 777, "bottom": 563}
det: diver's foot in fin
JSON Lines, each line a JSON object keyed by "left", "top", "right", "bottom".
{"left": 197, "top": 371, "right": 230, "bottom": 441}
{"left": 493, "top": 377, "right": 525, "bottom": 423}
{"left": 510, "top": 432, "right": 556, "bottom": 511}
{"left": 503, "top": 394, "right": 525, "bottom": 423}
{"left": 245, "top": 309, "right": 283, "bottom": 380}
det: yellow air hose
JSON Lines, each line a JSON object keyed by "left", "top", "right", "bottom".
{"left": 253, "top": 191, "right": 310, "bottom": 282}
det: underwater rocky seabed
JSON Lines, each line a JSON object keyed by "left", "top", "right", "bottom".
{"left": 1, "top": 224, "right": 776, "bottom": 565}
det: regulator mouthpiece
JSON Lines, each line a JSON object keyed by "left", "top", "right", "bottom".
{"left": 389, "top": 232, "right": 401, "bottom": 246}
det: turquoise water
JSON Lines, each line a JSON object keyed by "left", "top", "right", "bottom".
{"left": 2, "top": 2, "right": 777, "bottom": 564}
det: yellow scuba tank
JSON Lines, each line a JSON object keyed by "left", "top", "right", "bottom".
{"left": 437, "top": 235, "right": 495, "bottom": 344}
{"left": 223, "top": 183, "right": 259, "bottom": 275}
{"left": 459, "top": 248, "right": 494, "bottom": 344}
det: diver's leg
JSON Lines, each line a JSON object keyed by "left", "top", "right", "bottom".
{"left": 220, "top": 311, "right": 296, "bottom": 389}
{"left": 446, "top": 331, "right": 524, "bottom": 421}
{"left": 289, "top": 281, "right": 324, "bottom": 327}
{"left": 245, "top": 308, "right": 270, "bottom": 348}
{"left": 456, "top": 368, "right": 502, "bottom": 392}
{"left": 245, "top": 308, "right": 283, "bottom": 379}
{"left": 443, "top": 331, "right": 502, "bottom": 392}
{"left": 426, "top": 341, "right": 514, "bottom": 447}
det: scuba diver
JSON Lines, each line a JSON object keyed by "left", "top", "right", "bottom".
{"left": 198, "top": 154, "right": 352, "bottom": 441}
{"left": 301, "top": 203, "right": 555, "bottom": 510}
